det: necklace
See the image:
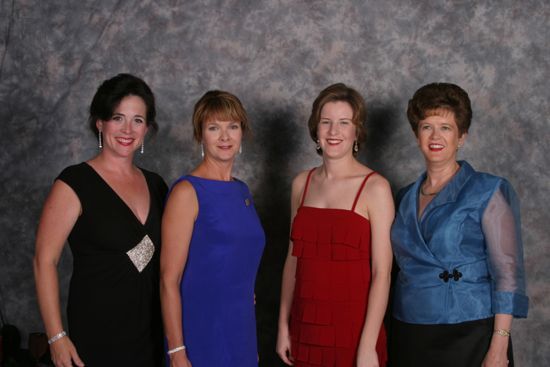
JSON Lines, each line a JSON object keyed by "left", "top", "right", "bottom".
{"left": 420, "top": 186, "right": 438, "bottom": 196}
{"left": 421, "top": 162, "right": 461, "bottom": 196}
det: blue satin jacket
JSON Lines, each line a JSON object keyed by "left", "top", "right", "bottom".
{"left": 391, "top": 161, "right": 528, "bottom": 324}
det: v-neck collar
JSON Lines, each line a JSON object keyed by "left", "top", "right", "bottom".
{"left": 416, "top": 160, "right": 473, "bottom": 223}
{"left": 83, "top": 162, "right": 152, "bottom": 227}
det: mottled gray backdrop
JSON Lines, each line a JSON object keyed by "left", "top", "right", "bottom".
{"left": 1, "top": 0, "right": 548, "bottom": 365}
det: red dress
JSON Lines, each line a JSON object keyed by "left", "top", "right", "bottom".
{"left": 289, "top": 169, "right": 387, "bottom": 367}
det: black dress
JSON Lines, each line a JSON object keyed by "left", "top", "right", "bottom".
{"left": 57, "top": 162, "right": 167, "bottom": 367}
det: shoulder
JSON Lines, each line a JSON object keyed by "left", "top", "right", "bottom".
{"left": 362, "top": 172, "right": 394, "bottom": 210}
{"left": 56, "top": 162, "right": 88, "bottom": 182}
{"left": 364, "top": 171, "right": 390, "bottom": 193}
{"left": 55, "top": 162, "right": 94, "bottom": 197}
{"left": 166, "top": 178, "right": 198, "bottom": 207}
{"left": 291, "top": 169, "right": 314, "bottom": 191}
{"left": 466, "top": 169, "right": 510, "bottom": 198}
{"left": 396, "top": 181, "right": 415, "bottom": 201}
{"left": 139, "top": 167, "right": 168, "bottom": 194}
{"left": 169, "top": 177, "right": 196, "bottom": 196}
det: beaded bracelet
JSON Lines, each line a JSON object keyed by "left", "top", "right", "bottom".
{"left": 494, "top": 329, "right": 511, "bottom": 337}
{"left": 48, "top": 331, "right": 67, "bottom": 345}
{"left": 167, "top": 345, "right": 186, "bottom": 355}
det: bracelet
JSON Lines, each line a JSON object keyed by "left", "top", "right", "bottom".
{"left": 494, "top": 329, "right": 511, "bottom": 337}
{"left": 167, "top": 345, "right": 186, "bottom": 355}
{"left": 47, "top": 331, "right": 67, "bottom": 345}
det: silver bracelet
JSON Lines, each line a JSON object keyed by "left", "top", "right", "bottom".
{"left": 47, "top": 331, "right": 67, "bottom": 345}
{"left": 167, "top": 345, "right": 186, "bottom": 355}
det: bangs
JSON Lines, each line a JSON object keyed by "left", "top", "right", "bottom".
{"left": 422, "top": 107, "right": 454, "bottom": 120}
{"left": 202, "top": 101, "right": 244, "bottom": 123}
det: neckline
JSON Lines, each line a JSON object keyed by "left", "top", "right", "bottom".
{"left": 83, "top": 162, "right": 152, "bottom": 226}
{"left": 186, "top": 174, "right": 241, "bottom": 183}
{"left": 299, "top": 205, "right": 371, "bottom": 223}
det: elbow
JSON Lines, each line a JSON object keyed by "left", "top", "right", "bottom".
{"left": 160, "top": 272, "right": 182, "bottom": 298}
{"left": 32, "top": 254, "right": 55, "bottom": 277}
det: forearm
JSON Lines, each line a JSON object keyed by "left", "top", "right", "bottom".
{"left": 489, "top": 314, "right": 512, "bottom": 351}
{"left": 358, "top": 270, "right": 391, "bottom": 351}
{"left": 34, "top": 258, "right": 65, "bottom": 337}
{"left": 160, "top": 278, "right": 185, "bottom": 348}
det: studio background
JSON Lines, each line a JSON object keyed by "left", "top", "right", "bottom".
{"left": 1, "top": 1, "right": 548, "bottom": 366}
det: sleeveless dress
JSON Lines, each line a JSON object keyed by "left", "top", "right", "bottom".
{"left": 171, "top": 175, "right": 265, "bottom": 367}
{"left": 289, "top": 169, "right": 387, "bottom": 367}
{"left": 57, "top": 162, "right": 167, "bottom": 367}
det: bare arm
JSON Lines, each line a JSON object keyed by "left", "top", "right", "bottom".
{"left": 482, "top": 314, "right": 512, "bottom": 367}
{"left": 276, "top": 172, "right": 308, "bottom": 365}
{"left": 33, "top": 180, "right": 84, "bottom": 367}
{"left": 356, "top": 175, "right": 394, "bottom": 367}
{"left": 160, "top": 181, "right": 198, "bottom": 367}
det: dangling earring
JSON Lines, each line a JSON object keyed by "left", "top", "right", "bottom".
{"left": 98, "top": 131, "right": 103, "bottom": 149}
{"left": 239, "top": 145, "right": 242, "bottom": 154}
{"left": 316, "top": 139, "right": 321, "bottom": 151}
{"left": 201, "top": 144, "right": 204, "bottom": 158}
{"left": 353, "top": 140, "right": 359, "bottom": 153}
{"left": 140, "top": 141, "right": 144, "bottom": 154}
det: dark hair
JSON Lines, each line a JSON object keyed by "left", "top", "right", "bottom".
{"left": 308, "top": 83, "right": 366, "bottom": 155}
{"left": 407, "top": 82, "right": 472, "bottom": 136}
{"left": 88, "top": 73, "right": 157, "bottom": 136}
{"left": 192, "top": 90, "right": 250, "bottom": 142}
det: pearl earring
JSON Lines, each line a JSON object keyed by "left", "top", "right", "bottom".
{"left": 98, "top": 131, "right": 103, "bottom": 149}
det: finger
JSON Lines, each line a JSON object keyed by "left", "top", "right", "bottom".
{"left": 70, "top": 346, "right": 85, "bottom": 366}
{"left": 279, "top": 349, "right": 294, "bottom": 365}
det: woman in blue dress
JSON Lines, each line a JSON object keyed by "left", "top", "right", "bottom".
{"left": 160, "top": 90, "right": 265, "bottom": 367}
{"left": 389, "top": 83, "right": 528, "bottom": 367}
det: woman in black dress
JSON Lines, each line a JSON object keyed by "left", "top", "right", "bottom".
{"left": 34, "top": 74, "right": 167, "bottom": 367}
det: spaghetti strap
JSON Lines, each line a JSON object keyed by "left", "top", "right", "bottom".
{"left": 299, "top": 168, "right": 316, "bottom": 207}
{"left": 351, "top": 171, "right": 377, "bottom": 211}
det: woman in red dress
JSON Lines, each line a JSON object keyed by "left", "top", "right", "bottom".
{"left": 277, "top": 83, "right": 393, "bottom": 367}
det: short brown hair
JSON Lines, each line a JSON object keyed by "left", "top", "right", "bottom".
{"left": 407, "top": 82, "right": 472, "bottom": 136}
{"left": 192, "top": 90, "right": 250, "bottom": 142}
{"left": 308, "top": 83, "right": 366, "bottom": 155}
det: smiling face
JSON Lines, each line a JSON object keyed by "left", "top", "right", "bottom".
{"left": 201, "top": 119, "right": 242, "bottom": 162}
{"left": 417, "top": 109, "right": 467, "bottom": 166}
{"left": 96, "top": 95, "right": 148, "bottom": 158}
{"left": 317, "top": 101, "right": 357, "bottom": 159}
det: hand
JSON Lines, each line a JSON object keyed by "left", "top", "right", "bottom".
{"left": 482, "top": 333, "right": 510, "bottom": 367}
{"left": 50, "top": 337, "right": 84, "bottom": 367}
{"left": 356, "top": 348, "right": 379, "bottom": 367}
{"left": 482, "top": 348, "right": 509, "bottom": 367}
{"left": 276, "top": 326, "right": 294, "bottom": 365}
{"left": 169, "top": 350, "right": 192, "bottom": 367}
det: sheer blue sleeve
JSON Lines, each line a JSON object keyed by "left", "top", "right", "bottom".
{"left": 482, "top": 180, "right": 529, "bottom": 318}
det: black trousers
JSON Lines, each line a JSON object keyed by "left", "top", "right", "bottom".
{"left": 388, "top": 317, "right": 514, "bottom": 367}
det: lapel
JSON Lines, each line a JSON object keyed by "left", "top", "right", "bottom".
{"left": 403, "top": 161, "right": 475, "bottom": 262}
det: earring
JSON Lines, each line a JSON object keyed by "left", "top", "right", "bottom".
{"left": 98, "top": 131, "right": 103, "bottom": 149}
{"left": 353, "top": 140, "right": 359, "bottom": 153}
{"left": 239, "top": 145, "right": 242, "bottom": 154}
{"left": 316, "top": 139, "right": 321, "bottom": 151}
{"left": 140, "top": 141, "right": 144, "bottom": 154}
{"left": 201, "top": 144, "right": 204, "bottom": 158}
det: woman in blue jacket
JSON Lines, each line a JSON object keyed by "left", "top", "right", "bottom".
{"left": 390, "top": 83, "right": 528, "bottom": 367}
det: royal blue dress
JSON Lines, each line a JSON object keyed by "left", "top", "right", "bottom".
{"left": 170, "top": 175, "right": 265, "bottom": 367}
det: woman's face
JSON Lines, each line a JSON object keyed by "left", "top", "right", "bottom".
{"left": 317, "top": 101, "right": 357, "bottom": 159}
{"left": 417, "top": 109, "right": 466, "bottom": 166}
{"left": 201, "top": 118, "right": 242, "bottom": 162}
{"left": 96, "top": 95, "right": 148, "bottom": 158}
